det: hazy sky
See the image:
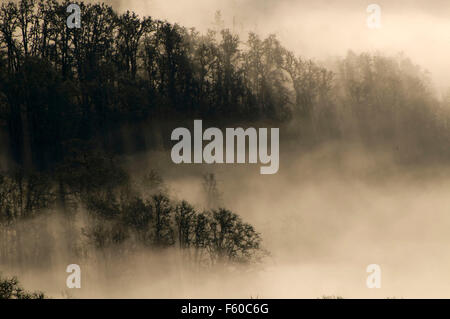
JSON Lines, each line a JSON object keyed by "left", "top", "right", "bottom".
{"left": 110, "top": 0, "right": 450, "bottom": 94}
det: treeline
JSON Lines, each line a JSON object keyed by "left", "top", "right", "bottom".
{"left": 333, "top": 52, "right": 449, "bottom": 162}
{"left": 1, "top": 0, "right": 448, "bottom": 170}
{"left": 0, "top": 0, "right": 302, "bottom": 169}
{"left": 0, "top": 146, "right": 264, "bottom": 271}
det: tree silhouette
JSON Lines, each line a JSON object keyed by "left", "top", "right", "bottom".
{"left": 0, "top": 274, "right": 45, "bottom": 299}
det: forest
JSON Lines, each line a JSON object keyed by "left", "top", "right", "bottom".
{"left": 1, "top": 0, "right": 450, "bottom": 298}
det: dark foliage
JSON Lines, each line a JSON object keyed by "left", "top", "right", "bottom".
{"left": 0, "top": 274, "right": 45, "bottom": 299}
{"left": 0, "top": 0, "right": 299, "bottom": 170}
{"left": 0, "top": 146, "right": 265, "bottom": 267}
